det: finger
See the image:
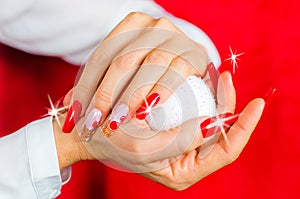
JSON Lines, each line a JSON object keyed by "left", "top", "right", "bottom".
{"left": 106, "top": 115, "right": 204, "bottom": 164}
{"left": 198, "top": 98, "right": 265, "bottom": 175}
{"left": 63, "top": 88, "right": 73, "bottom": 106}
{"left": 118, "top": 41, "right": 208, "bottom": 123}
{"left": 200, "top": 71, "right": 236, "bottom": 139}
{"left": 74, "top": 13, "right": 154, "bottom": 112}
{"left": 142, "top": 52, "right": 205, "bottom": 107}
{"left": 92, "top": 18, "right": 185, "bottom": 129}
{"left": 216, "top": 71, "right": 236, "bottom": 114}
{"left": 62, "top": 13, "right": 154, "bottom": 133}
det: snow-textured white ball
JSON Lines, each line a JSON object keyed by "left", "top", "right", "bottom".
{"left": 146, "top": 75, "right": 216, "bottom": 131}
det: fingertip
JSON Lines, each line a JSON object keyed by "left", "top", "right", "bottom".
{"left": 219, "top": 71, "right": 233, "bottom": 87}
{"left": 63, "top": 89, "right": 73, "bottom": 106}
{"left": 245, "top": 98, "right": 265, "bottom": 115}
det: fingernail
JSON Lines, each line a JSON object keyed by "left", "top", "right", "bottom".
{"left": 207, "top": 62, "right": 219, "bottom": 92}
{"left": 109, "top": 104, "right": 129, "bottom": 131}
{"left": 136, "top": 93, "right": 160, "bottom": 120}
{"left": 80, "top": 108, "right": 102, "bottom": 141}
{"left": 200, "top": 112, "right": 237, "bottom": 138}
{"left": 62, "top": 100, "right": 82, "bottom": 133}
{"left": 262, "top": 87, "right": 277, "bottom": 111}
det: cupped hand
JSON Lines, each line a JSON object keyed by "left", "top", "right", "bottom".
{"left": 141, "top": 72, "right": 265, "bottom": 190}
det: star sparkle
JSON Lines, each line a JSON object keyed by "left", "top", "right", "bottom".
{"left": 225, "top": 46, "right": 244, "bottom": 74}
{"left": 206, "top": 113, "right": 239, "bottom": 145}
{"left": 43, "top": 95, "right": 68, "bottom": 127}
{"left": 137, "top": 95, "right": 160, "bottom": 118}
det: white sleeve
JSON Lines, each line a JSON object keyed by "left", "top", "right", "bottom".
{"left": 0, "top": 116, "right": 70, "bottom": 199}
{"left": 0, "top": 0, "right": 220, "bottom": 66}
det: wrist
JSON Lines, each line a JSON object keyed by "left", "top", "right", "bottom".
{"left": 53, "top": 116, "right": 95, "bottom": 169}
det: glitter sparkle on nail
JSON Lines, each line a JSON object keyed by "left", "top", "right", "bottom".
{"left": 225, "top": 46, "right": 244, "bottom": 74}
{"left": 138, "top": 95, "right": 160, "bottom": 117}
{"left": 206, "top": 113, "right": 239, "bottom": 146}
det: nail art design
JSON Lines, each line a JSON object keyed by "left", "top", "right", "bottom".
{"left": 109, "top": 104, "right": 129, "bottom": 131}
{"left": 136, "top": 93, "right": 160, "bottom": 120}
{"left": 200, "top": 112, "right": 238, "bottom": 138}
{"left": 80, "top": 108, "right": 102, "bottom": 141}
{"left": 207, "top": 62, "right": 219, "bottom": 92}
{"left": 62, "top": 100, "right": 82, "bottom": 133}
{"left": 85, "top": 108, "right": 102, "bottom": 130}
{"left": 263, "top": 87, "right": 277, "bottom": 111}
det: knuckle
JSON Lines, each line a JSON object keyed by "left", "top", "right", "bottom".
{"left": 94, "top": 88, "right": 112, "bottom": 108}
{"left": 154, "top": 17, "right": 172, "bottom": 27}
{"left": 113, "top": 54, "right": 137, "bottom": 71}
{"left": 126, "top": 12, "right": 153, "bottom": 21}
{"left": 173, "top": 56, "right": 192, "bottom": 71}
{"left": 145, "top": 51, "right": 170, "bottom": 65}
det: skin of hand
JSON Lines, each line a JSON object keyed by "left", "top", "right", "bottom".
{"left": 53, "top": 71, "right": 265, "bottom": 191}
{"left": 53, "top": 12, "right": 265, "bottom": 189}
{"left": 64, "top": 12, "right": 211, "bottom": 135}
{"left": 141, "top": 72, "right": 265, "bottom": 190}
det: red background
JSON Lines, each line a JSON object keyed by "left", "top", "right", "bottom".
{"left": 0, "top": 0, "right": 299, "bottom": 198}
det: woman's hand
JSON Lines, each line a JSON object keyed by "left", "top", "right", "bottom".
{"left": 54, "top": 12, "right": 266, "bottom": 189}
{"left": 61, "top": 12, "right": 215, "bottom": 137}
{"left": 54, "top": 12, "right": 214, "bottom": 170}
{"left": 53, "top": 71, "right": 266, "bottom": 191}
{"left": 141, "top": 72, "right": 266, "bottom": 190}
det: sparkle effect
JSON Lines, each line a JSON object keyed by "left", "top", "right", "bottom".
{"left": 138, "top": 95, "right": 160, "bottom": 117}
{"left": 43, "top": 95, "right": 68, "bottom": 127}
{"left": 205, "top": 113, "right": 239, "bottom": 145}
{"left": 225, "top": 46, "right": 244, "bottom": 74}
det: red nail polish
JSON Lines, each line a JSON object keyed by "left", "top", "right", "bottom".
{"left": 109, "top": 104, "right": 129, "bottom": 131}
{"left": 200, "top": 112, "right": 237, "bottom": 138}
{"left": 207, "top": 62, "right": 219, "bottom": 92}
{"left": 262, "top": 87, "right": 276, "bottom": 111}
{"left": 62, "top": 100, "right": 82, "bottom": 133}
{"left": 109, "top": 121, "right": 119, "bottom": 131}
{"left": 136, "top": 93, "right": 160, "bottom": 120}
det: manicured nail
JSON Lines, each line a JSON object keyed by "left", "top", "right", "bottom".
{"left": 62, "top": 100, "right": 82, "bottom": 133}
{"left": 109, "top": 104, "right": 129, "bottom": 131}
{"left": 136, "top": 93, "right": 160, "bottom": 120}
{"left": 200, "top": 112, "right": 238, "bottom": 138}
{"left": 262, "top": 87, "right": 276, "bottom": 111}
{"left": 84, "top": 108, "right": 102, "bottom": 131}
{"left": 80, "top": 108, "right": 102, "bottom": 141}
{"left": 207, "top": 62, "right": 219, "bottom": 92}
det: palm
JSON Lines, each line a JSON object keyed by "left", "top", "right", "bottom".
{"left": 143, "top": 72, "right": 264, "bottom": 190}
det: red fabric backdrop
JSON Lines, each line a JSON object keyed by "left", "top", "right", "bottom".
{"left": 0, "top": 0, "right": 299, "bottom": 198}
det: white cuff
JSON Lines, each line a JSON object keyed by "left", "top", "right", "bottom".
{"left": 26, "top": 116, "right": 69, "bottom": 198}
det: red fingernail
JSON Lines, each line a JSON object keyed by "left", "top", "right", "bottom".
{"left": 54, "top": 94, "right": 66, "bottom": 109}
{"left": 207, "top": 62, "right": 219, "bottom": 92}
{"left": 200, "top": 112, "right": 237, "bottom": 138}
{"left": 136, "top": 93, "right": 160, "bottom": 120}
{"left": 109, "top": 104, "right": 129, "bottom": 131}
{"left": 62, "top": 100, "right": 82, "bottom": 133}
{"left": 109, "top": 121, "right": 119, "bottom": 131}
{"left": 262, "top": 87, "right": 276, "bottom": 111}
